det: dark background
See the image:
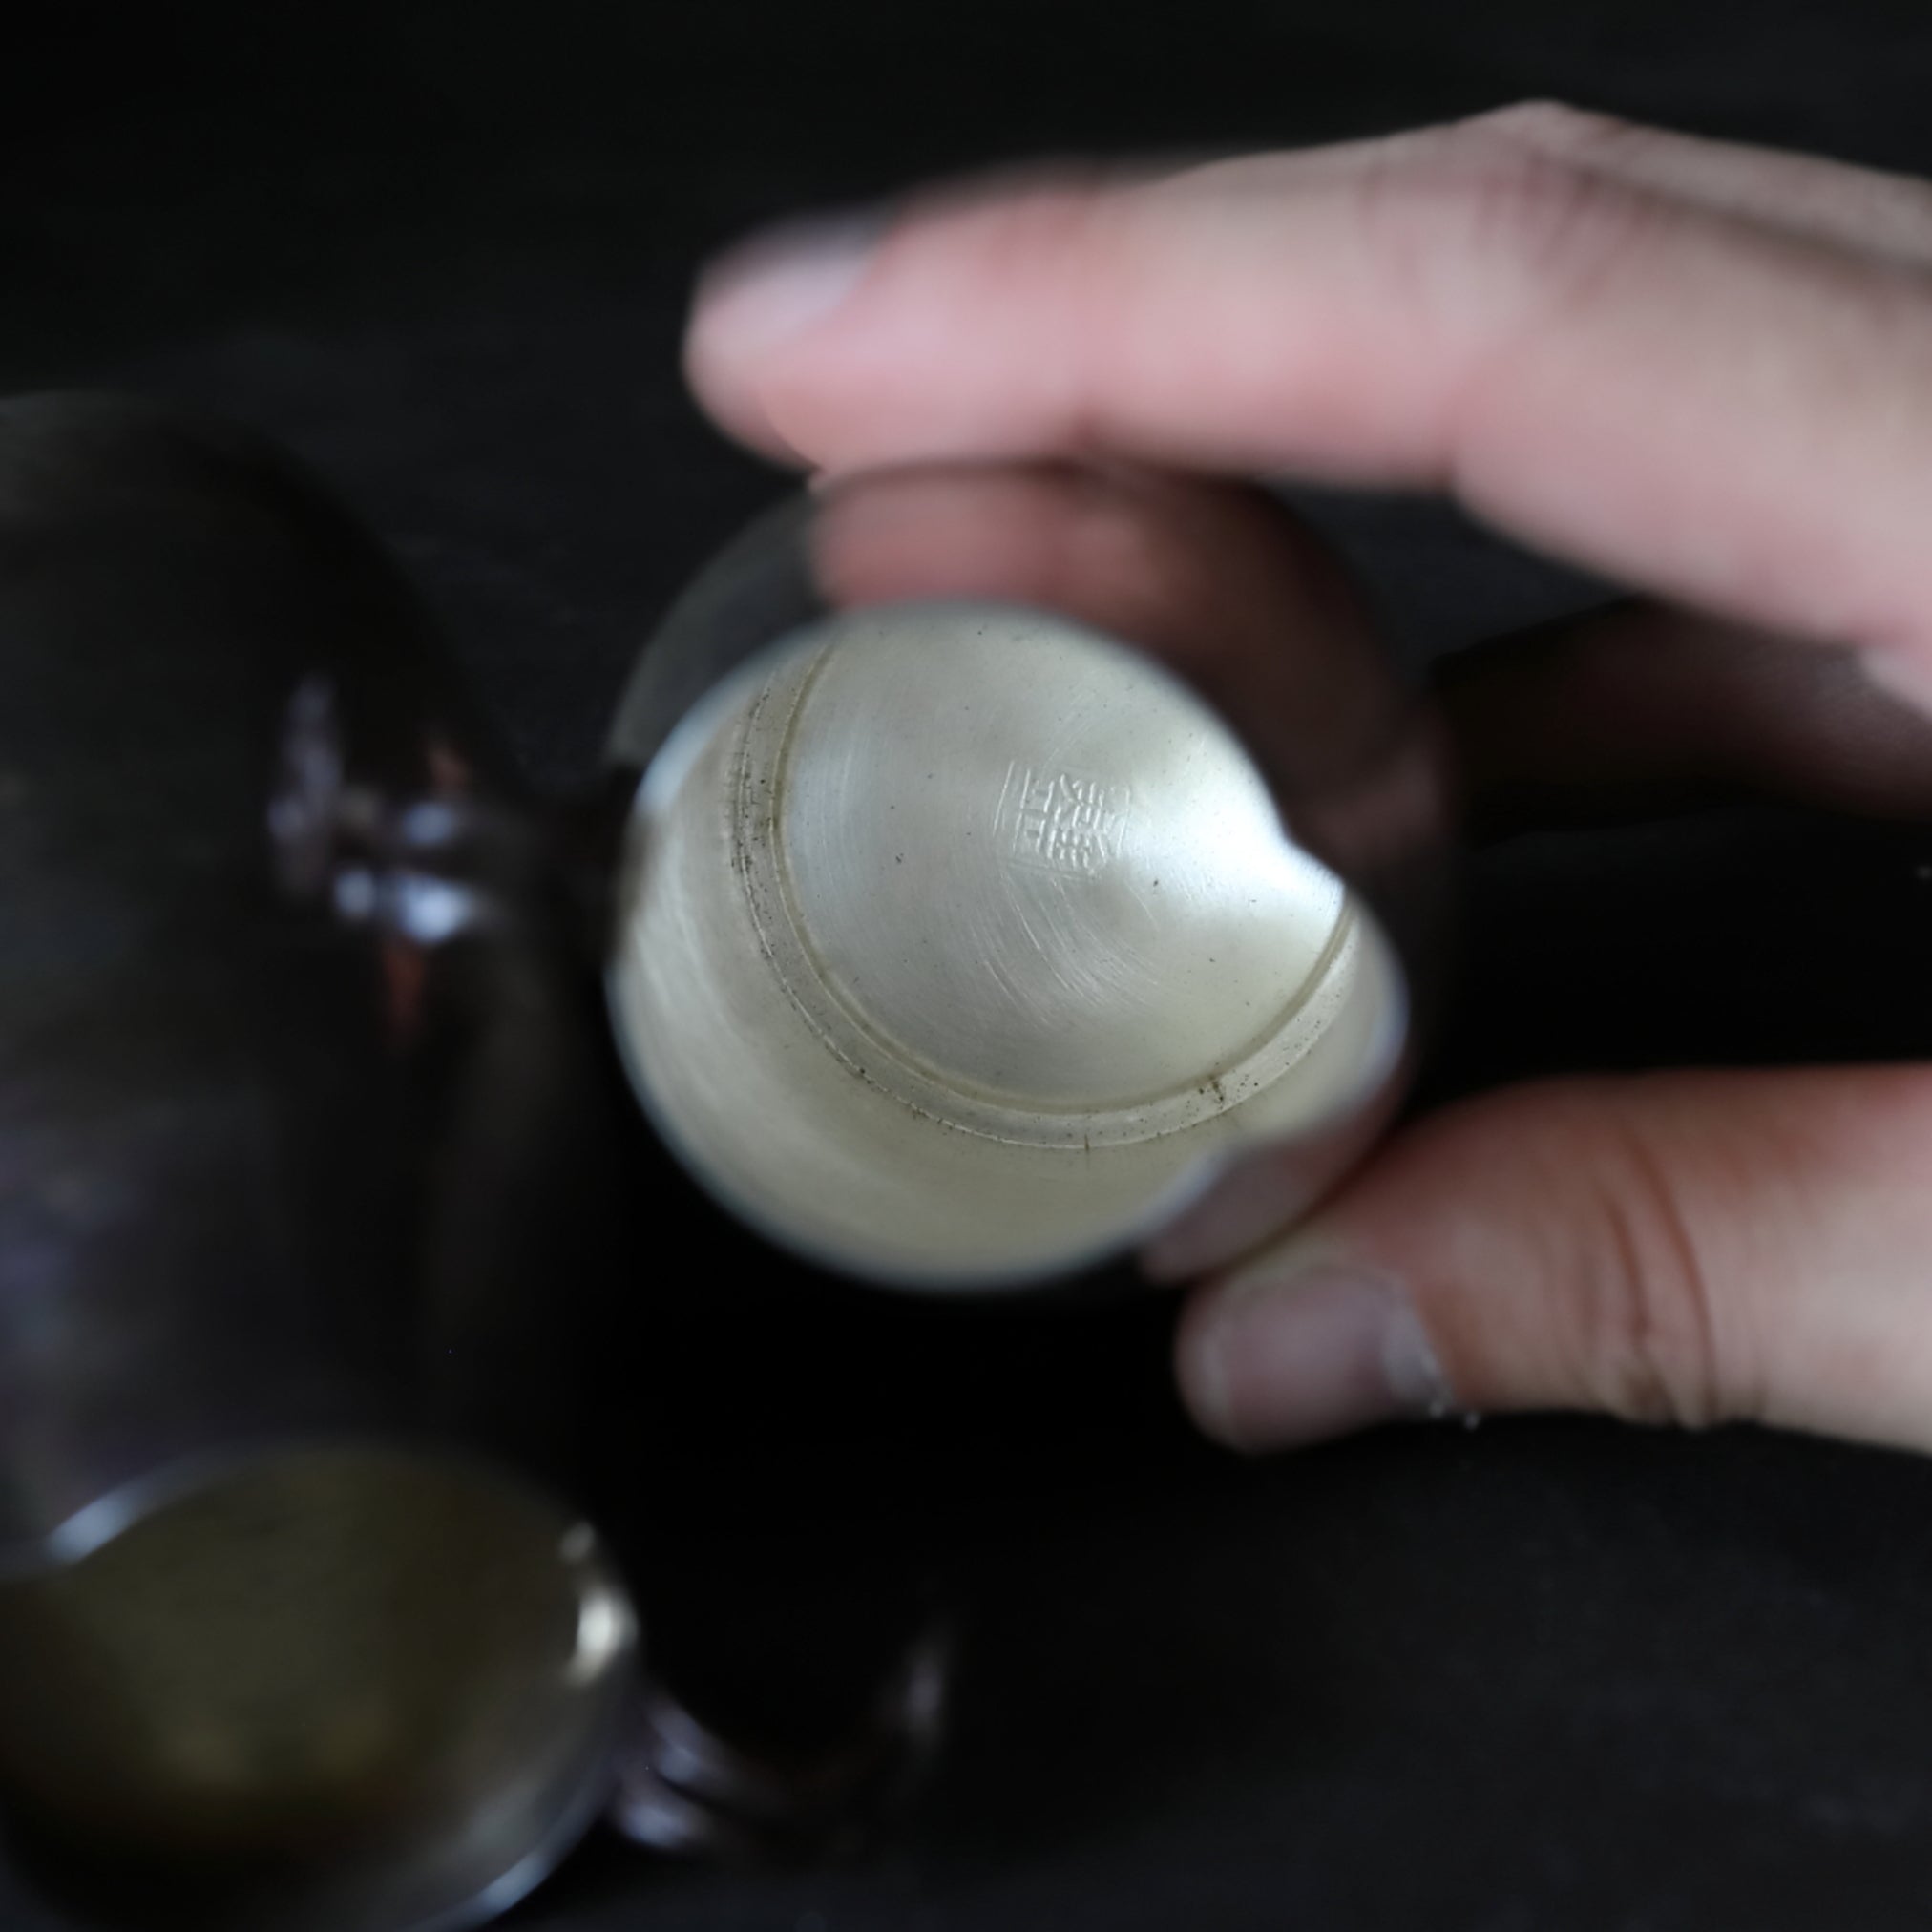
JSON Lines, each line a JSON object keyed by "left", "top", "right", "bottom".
{"left": 9, "top": 4, "right": 1932, "bottom": 1928}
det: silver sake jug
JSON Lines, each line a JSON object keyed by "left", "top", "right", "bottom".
{"left": 603, "top": 460, "right": 1454, "bottom": 1290}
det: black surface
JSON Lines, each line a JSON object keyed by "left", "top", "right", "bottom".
{"left": 9, "top": 4, "right": 1932, "bottom": 1928}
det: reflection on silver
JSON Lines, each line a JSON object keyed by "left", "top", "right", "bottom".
{"left": 267, "top": 677, "right": 510, "bottom": 949}
{"left": 609, "top": 602, "right": 1405, "bottom": 1288}
{"left": 566, "top": 1583, "right": 636, "bottom": 1689}
{"left": 606, "top": 1623, "right": 955, "bottom": 1860}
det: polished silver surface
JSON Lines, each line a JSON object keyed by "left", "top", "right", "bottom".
{"left": 611, "top": 601, "right": 1405, "bottom": 1287}
{"left": 0, "top": 1444, "right": 636, "bottom": 1932}
{"left": 606, "top": 462, "right": 1452, "bottom": 1290}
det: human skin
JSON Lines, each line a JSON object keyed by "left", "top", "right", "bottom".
{"left": 683, "top": 104, "right": 1932, "bottom": 1458}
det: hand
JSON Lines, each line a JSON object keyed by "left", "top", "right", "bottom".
{"left": 684, "top": 104, "right": 1932, "bottom": 1457}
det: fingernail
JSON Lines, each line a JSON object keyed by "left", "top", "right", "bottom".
{"left": 1179, "top": 1260, "right": 1451, "bottom": 1452}
{"left": 1859, "top": 646, "right": 1932, "bottom": 719}
{"left": 695, "top": 212, "right": 884, "bottom": 365}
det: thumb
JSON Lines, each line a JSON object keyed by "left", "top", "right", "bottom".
{"left": 1171, "top": 1066, "right": 1932, "bottom": 1454}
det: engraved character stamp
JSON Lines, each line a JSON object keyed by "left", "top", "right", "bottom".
{"left": 996, "top": 765, "right": 1131, "bottom": 878}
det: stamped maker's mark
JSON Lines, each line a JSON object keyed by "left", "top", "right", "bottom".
{"left": 996, "top": 764, "right": 1131, "bottom": 879}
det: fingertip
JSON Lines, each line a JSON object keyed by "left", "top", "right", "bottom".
{"left": 679, "top": 308, "right": 792, "bottom": 462}
{"left": 683, "top": 211, "right": 886, "bottom": 461}
{"left": 1175, "top": 1258, "right": 1451, "bottom": 1453}
{"left": 1173, "top": 1279, "right": 1247, "bottom": 1447}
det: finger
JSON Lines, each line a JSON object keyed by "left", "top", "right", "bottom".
{"left": 1482, "top": 102, "right": 1932, "bottom": 266}
{"left": 812, "top": 463, "right": 1405, "bottom": 796}
{"left": 686, "top": 111, "right": 1932, "bottom": 684}
{"left": 1168, "top": 1065, "right": 1932, "bottom": 1455}
{"left": 1140, "top": 599, "right": 1932, "bottom": 1283}
{"left": 1438, "top": 602, "right": 1932, "bottom": 840}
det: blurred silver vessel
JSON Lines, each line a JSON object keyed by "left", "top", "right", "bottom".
{"left": 0, "top": 394, "right": 639, "bottom": 1932}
